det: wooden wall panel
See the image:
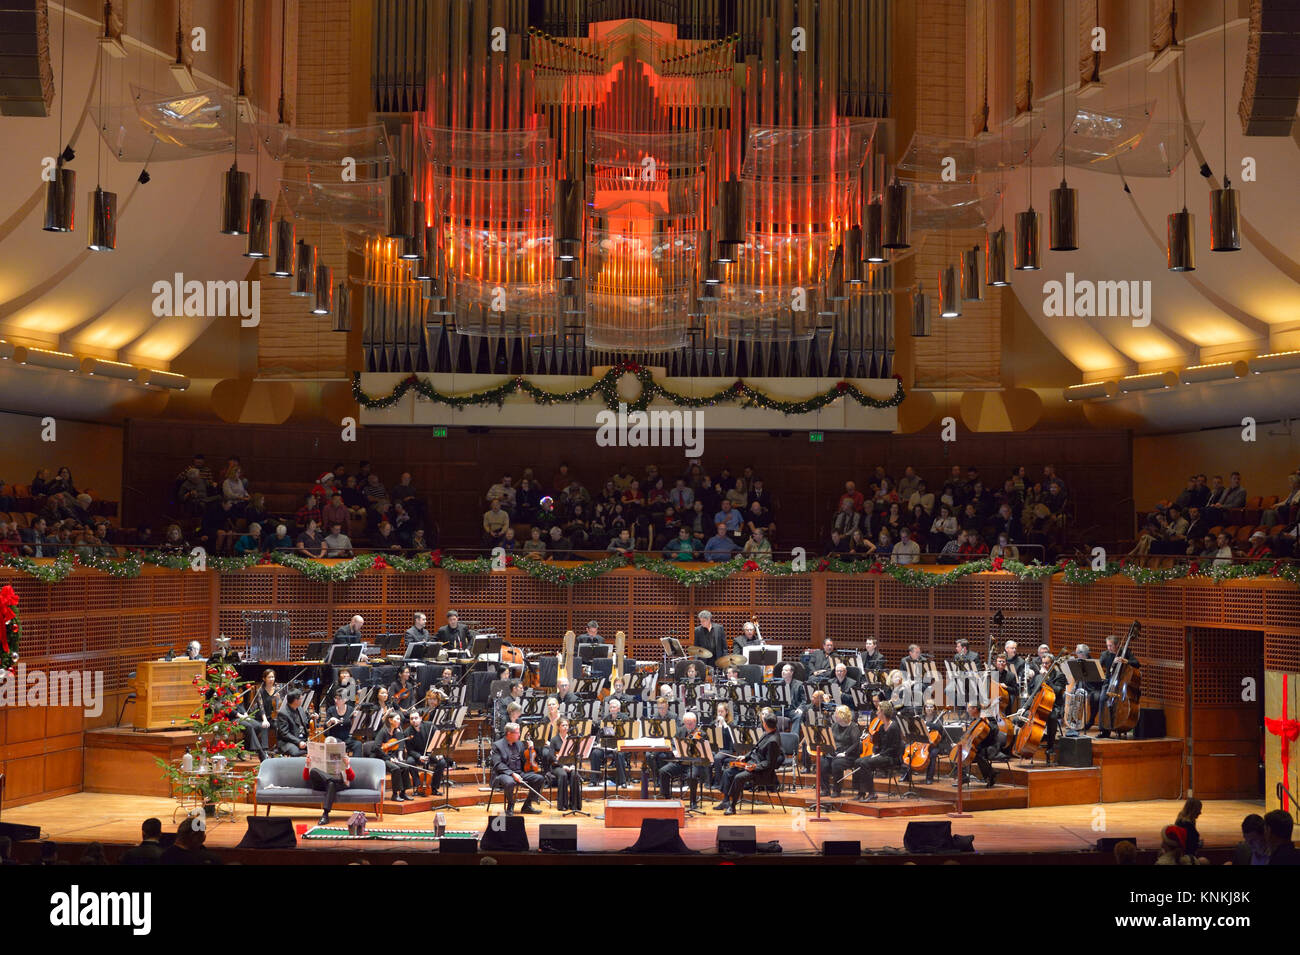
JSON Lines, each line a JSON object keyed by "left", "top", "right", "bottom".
{"left": 122, "top": 421, "right": 1133, "bottom": 548}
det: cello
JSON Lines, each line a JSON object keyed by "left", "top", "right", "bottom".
{"left": 1098, "top": 621, "right": 1142, "bottom": 736}
{"left": 1012, "top": 647, "right": 1070, "bottom": 758}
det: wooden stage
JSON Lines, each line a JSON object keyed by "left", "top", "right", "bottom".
{"left": 5, "top": 790, "right": 1261, "bottom": 860}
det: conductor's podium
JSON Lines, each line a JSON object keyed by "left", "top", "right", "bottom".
{"left": 603, "top": 798, "right": 686, "bottom": 828}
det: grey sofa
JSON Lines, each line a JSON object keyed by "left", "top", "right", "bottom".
{"left": 252, "top": 757, "right": 386, "bottom": 818}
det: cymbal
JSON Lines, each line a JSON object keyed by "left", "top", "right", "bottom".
{"left": 715, "top": 654, "right": 747, "bottom": 668}
{"left": 686, "top": 646, "right": 713, "bottom": 659}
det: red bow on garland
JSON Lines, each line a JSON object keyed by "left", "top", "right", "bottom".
{"left": 0, "top": 583, "right": 18, "bottom": 654}
{"left": 1266, "top": 674, "right": 1300, "bottom": 812}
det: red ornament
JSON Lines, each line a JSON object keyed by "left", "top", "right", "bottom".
{"left": 816, "top": 559, "right": 830, "bottom": 572}
{"left": 505, "top": 555, "right": 515, "bottom": 567}
{"left": 1188, "top": 561, "right": 1200, "bottom": 576}
{"left": 992, "top": 556, "right": 1004, "bottom": 571}
{"left": 431, "top": 549, "right": 442, "bottom": 567}
{"left": 742, "top": 560, "right": 759, "bottom": 572}
{"left": 835, "top": 381, "right": 848, "bottom": 392}
{"left": 869, "top": 560, "right": 884, "bottom": 574}
{"left": 372, "top": 555, "right": 390, "bottom": 570}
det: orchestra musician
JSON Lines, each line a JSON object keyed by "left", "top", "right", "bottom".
{"left": 829, "top": 662, "right": 857, "bottom": 709}
{"left": 405, "top": 612, "right": 432, "bottom": 645}
{"left": 1075, "top": 643, "right": 1106, "bottom": 731}
{"left": 437, "top": 667, "right": 457, "bottom": 692}
{"left": 860, "top": 638, "right": 887, "bottom": 672}
{"left": 952, "top": 639, "right": 980, "bottom": 666}
{"left": 330, "top": 667, "right": 357, "bottom": 705}
{"left": 658, "top": 711, "right": 709, "bottom": 807}
{"left": 243, "top": 669, "right": 279, "bottom": 758}
{"left": 494, "top": 681, "right": 527, "bottom": 736}
{"left": 1003, "top": 641, "right": 1029, "bottom": 680}
{"left": 779, "top": 663, "right": 806, "bottom": 711}
{"left": 694, "top": 610, "right": 727, "bottom": 662}
{"left": 405, "top": 709, "right": 446, "bottom": 795}
{"left": 961, "top": 701, "right": 1000, "bottom": 787}
{"left": 994, "top": 653, "right": 1019, "bottom": 711}
{"left": 854, "top": 701, "right": 902, "bottom": 801}
{"left": 590, "top": 696, "right": 631, "bottom": 787}
{"left": 809, "top": 637, "right": 838, "bottom": 678}
{"left": 822, "top": 704, "right": 861, "bottom": 798}
{"left": 275, "top": 691, "right": 310, "bottom": 756}
{"left": 542, "top": 716, "right": 583, "bottom": 811}
{"left": 606, "top": 677, "right": 632, "bottom": 709}
{"left": 900, "top": 644, "right": 925, "bottom": 674}
{"left": 304, "top": 749, "right": 354, "bottom": 827}
{"left": 319, "top": 689, "right": 354, "bottom": 744}
{"left": 716, "top": 712, "right": 783, "bottom": 815}
{"left": 901, "top": 701, "right": 949, "bottom": 785}
{"left": 490, "top": 721, "right": 546, "bottom": 815}
{"left": 333, "top": 614, "right": 365, "bottom": 644}
{"left": 416, "top": 686, "right": 447, "bottom": 720}
{"left": 735, "top": 621, "right": 760, "bottom": 649}
{"left": 435, "top": 609, "right": 472, "bottom": 651}
{"left": 578, "top": 619, "right": 605, "bottom": 645}
{"left": 1024, "top": 651, "right": 1066, "bottom": 754}
{"left": 554, "top": 677, "right": 582, "bottom": 709}
{"left": 388, "top": 665, "right": 416, "bottom": 712}
{"left": 709, "top": 701, "right": 739, "bottom": 789}
{"left": 1097, "top": 635, "right": 1140, "bottom": 740}
{"left": 375, "top": 710, "right": 414, "bottom": 801}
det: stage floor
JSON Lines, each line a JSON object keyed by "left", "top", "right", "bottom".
{"left": 5, "top": 791, "right": 1261, "bottom": 856}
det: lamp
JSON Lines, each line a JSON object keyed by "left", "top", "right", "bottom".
{"left": 1014, "top": 209, "right": 1041, "bottom": 270}
{"left": 139, "top": 368, "right": 190, "bottom": 390}
{"left": 271, "top": 218, "right": 295, "bottom": 276}
{"left": 961, "top": 246, "right": 982, "bottom": 301}
{"left": 986, "top": 227, "right": 1010, "bottom": 286}
{"left": 1180, "top": 361, "right": 1246, "bottom": 384}
{"left": 312, "top": 264, "right": 333, "bottom": 315}
{"left": 87, "top": 186, "right": 117, "bottom": 251}
{"left": 219, "top": 162, "right": 250, "bottom": 235}
{"left": 881, "top": 178, "right": 910, "bottom": 249}
{"left": 1049, "top": 179, "right": 1078, "bottom": 251}
{"left": 863, "top": 199, "right": 885, "bottom": 262}
{"left": 385, "top": 171, "right": 412, "bottom": 239}
{"left": 1118, "top": 371, "right": 1177, "bottom": 393}
{"left": 554, "top": 179, "right": 583, "bottom": 261}
{"left": 332, "top": 280, "right": 351, "bottom": 332}
{"left": 715, "top": 179, "right": 744, "bottom": 262}
{"left": 245, "top": 193, "right": 272, "bottom": 258}
{"left": 1063, "top": 381, "right": 1115, "bottom": 401}
{"left": 81, "top": 357, "right": 138, "bottom": 381}
{"left": 400, "top": 200, "right": 425, "bottom": 260}
{"left": 1209, "top": 184, "right": 1239, "bottom": 252}
{"left": 42, "top": 165, "right": 75, "bottom": 232}
{"left": 1166, "top": 208, "right": 1195, "bottom": 272}
{"left": 939, "top": 264, "right": 961, "bottom": 318}
{"left": 911, "top": 284, "right": 931, "bottom": 337}
{"left": 1250, "top": 351, "right": 1300, "bottom": 375}
{"left": 17, "top": 347, "right": 80, "bottom": 372}
{"left": 292, "top": 240, "right": 316, "bottom": 296}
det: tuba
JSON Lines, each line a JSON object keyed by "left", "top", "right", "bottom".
{"left": 1063, "top": 683, "right": 1089, "bottom": 733}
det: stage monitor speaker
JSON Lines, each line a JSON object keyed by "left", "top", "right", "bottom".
{"left": 236, "top": 817, "right": 297, "bottom": 849}
{"left": 629, "top": 818, "right": 692, "bottom": 853}
{"left": 1057, "top": 736, "right": 1093, "bottom": 767}
{"left": 1096, "top": 837, "right": 1139, "bottom": 852}
{"left": 538, "top": 823, "right": 577, "bottom": 852}
{"left": 1134, "top": 708, "right": 1166, "bottom": 739}
{"left": 823, "top": 840, "right": 861, "bottom": 856}
{"left": 716, "top": 824, "right": 757, "bottom": 854}
{"left": 903, "top": 820, "right": 953, "bottom": 853}
{"left": 479, "top": 814, "right": 529, "bottom": 852}
{"left": 0, "top": 821, "right": 41, "bottom": 842}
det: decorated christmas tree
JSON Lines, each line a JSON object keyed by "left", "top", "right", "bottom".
{"left": 157, "top": 647, "right": 257, "bottom": 810}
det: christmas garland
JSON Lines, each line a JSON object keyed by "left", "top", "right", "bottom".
{"left": 1, "top": 549, "right": 1297, "bottom": 590}
{"left": 352, "top": 361, "right": 907, "bottom": 415}
{"left": 0, "top": 583, "right": 20, "bottom": 674}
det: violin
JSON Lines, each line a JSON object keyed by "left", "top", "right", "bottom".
{"left": 380, "top": 735, "right": 401, "bottom": 754}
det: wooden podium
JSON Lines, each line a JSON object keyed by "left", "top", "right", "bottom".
{"left": 133, "top": 660, "right": 204, "bottom": 730}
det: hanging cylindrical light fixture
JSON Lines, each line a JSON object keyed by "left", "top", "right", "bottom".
{"left": 1014, "top": 208, "right": 1041, "bottom": 270}
{"left": 843, "top": 226, "right": 864, "bottom": 284}
{"left": 332, "top": 280, "right": 351, "bottom": 332}
{"left": 939, "top": 264, "right": 962, "bottom": 318}
{"left": 961, "top": 246, "right": 983, "bottom": 301}
{"left": 291, "top": 240, "right": 315, "bottom": 296}
{"left": 1209, "top": 183, "right": 1240, "bottom": 252}
{"left": 1049, "top": 180, "right": 1078, "bottom": 251}
{"left": 271, "top": 218, "right": 295, "bottom": 276}
{"left": 87, "top": 185, "right": 117, "bottom": 251}
{"left": 554, "top": 179, "right": 583, "bottom": 261}
{"left": 312, "top": 263, "right": 333, "bottom": 314}
{"left": 43, "top": 165, "right": 75, "bottom": 232}
{"left": 401, "top": 200, "right": 425, "bottom": 260}
{"left": 244, "top": 192, "right": 271, "bottom": 258}
{"left": 863, "top": 199, "right": 885, "bottom": 262}
{"left": 986, "top": 227, "right": 1010, "bottom": 285}
{"left": 715, "top": 179, "right": 744, "bottom": 263}
{"left": 416, "top": 224, "right": 436, "bottom": 280}
{"left": 911, "top": 283, "right": 931, "bottom": 337}
{"left": 385, "top": 171, "right": 412, "bottom": 239}
{"left": 1167, "top": 207, "right": 1196, "bottom": 271}
{"left": 219, "top": 162, "right": 250, "bottom": 235}
{"left": 882, "top": 178, "right": 911, "bottom": 249}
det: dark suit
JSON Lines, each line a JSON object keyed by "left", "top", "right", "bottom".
{"left": 119, "top": 841, "right": 164, "bottom": 865}
{"left": 809, "top": 649, "right": 836, "bottom": 677}
{"left": 952, "top": 650, "right": 980, "bottom": 667}
{"left": 855, "top": 720, "right": 902, "bottom": 796}
{"left": 724, "top": 730, "right": 783, "bottom": 803}
{"left": 860, "top": 650, "right": 887, "bottom": 672}
{"left": 821, "top": 720, "right": 862, "bottom": 796}
{"left": 694, "top": 624, "right": 726, "bottom": 663}
{"left": 542, "top": 732, "right": 582, "bottom": 810}
{"left": 590, "top": 716, "right": 631, "bottom": 785}
{"left": 1024, "top": 666, "right": 1066, "bottom": 751}
{"left": 332, "top": 625, "right": 363, "bottom": 644}
{"left": 376, "top": 724, "right": 413, "bottom": 794}
{"left": 435, "top": 623, "right": 472, "bottom": 651}
{"left": 829, "top": 676, "right": 858, "bottom": 708}
{"left": 275, "top": 706, "right": 308, "bottom": 756}
{"left": 489, "top": 737, "right": 546, "bottom": 810}
{"left": 405, "top": 722, "right": 446, "bottom": 793}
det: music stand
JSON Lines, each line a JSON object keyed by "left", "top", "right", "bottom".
{"left": 423, "top": 726, "right": 464, "bottom": 812}
{"left": 470, "top": 635, "right": 503, "bottom": 659}
{"left": 800, "top": 724, "right": 836, "bottom": 822}
{"left": 325, "top": 643, "right": 364, "bottom": 665}
{"left": 304, "top": 641, "right": 328, "bottom": 661}
{"left": 671, "top": 735, "right": 713, "bottom": 814}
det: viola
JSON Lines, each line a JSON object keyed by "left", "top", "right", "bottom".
{"left": 523, "top": 739, "right": 541, "bottom": 774}
{"left": 380, "top": 735, "right": 401, "bottom": 754}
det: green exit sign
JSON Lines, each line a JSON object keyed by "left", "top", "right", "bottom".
{"left": 431, "top": 426, "right": 448, "bottom": 438}
{"left": 809, "top": 431, "right": 824, "bottom": 443}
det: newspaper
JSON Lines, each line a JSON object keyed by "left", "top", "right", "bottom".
{"left": 308, "top": 739, "right": 347, "bottom": 777}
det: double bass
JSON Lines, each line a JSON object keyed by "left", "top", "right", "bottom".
{"left": 1012, "top": 647, "right": 1070, "bottom": 758}
{"left": 1098, "top": 622, "right": 1142, "bottom": 735}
